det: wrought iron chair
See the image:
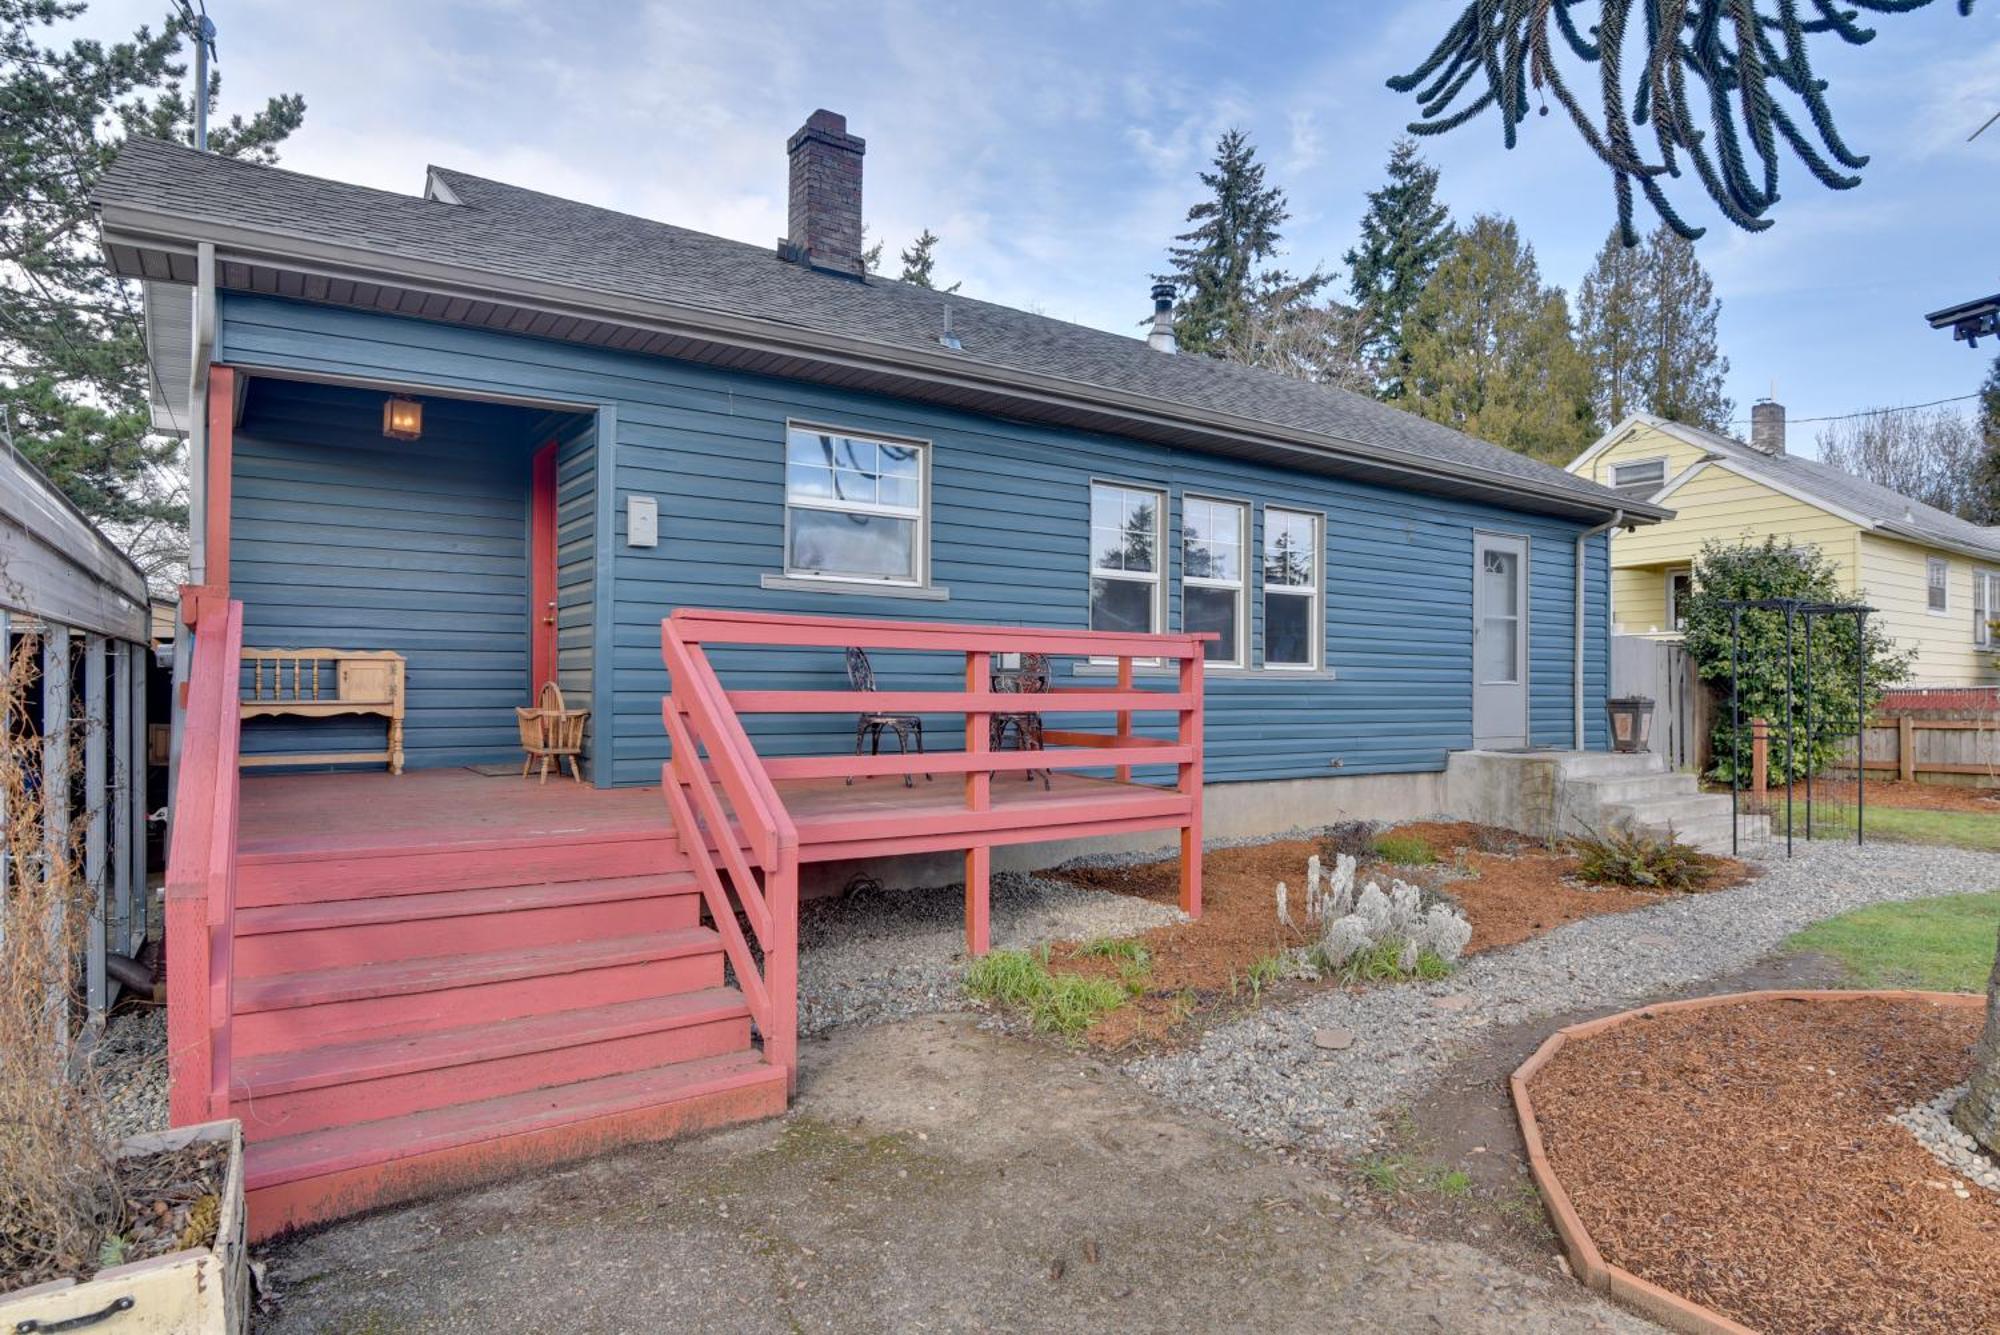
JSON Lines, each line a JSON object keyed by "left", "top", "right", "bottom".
{"left": 990, "top": 652, "right": 1051, "bottom": 790}
{"left": 845, "top": 647, "right": 929, "bottom": 787}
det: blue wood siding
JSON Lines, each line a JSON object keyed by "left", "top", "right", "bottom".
{"left": 221, "top": 294, "right": 1613, "bottom": 788}
{"left": 230, "top": 378, "right": 544, "bottom": 769}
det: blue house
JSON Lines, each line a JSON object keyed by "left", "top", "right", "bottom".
{"left": 106, "top": 112, "right": 1663, "bottom": 1234}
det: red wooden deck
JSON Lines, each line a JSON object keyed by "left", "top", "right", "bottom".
{"left": 238, "top": 767, "right": 1187, "bottom": 864}
{"left": 171, "top": 596, "right": 1207, "bottom": 1240}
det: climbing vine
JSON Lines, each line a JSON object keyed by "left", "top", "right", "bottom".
{"left": 1389, "top": 1, "right": 1977, "bottom": 242}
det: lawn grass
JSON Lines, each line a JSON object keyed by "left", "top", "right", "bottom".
{"left": 1784, "top": 892, "right": 2000, "bottom": 992}
{"left": 962, "top": 948, "right": 1128, "bottom": 1036}
{"left": 1861, "top": 805, "right": 2000, "bottom": 853}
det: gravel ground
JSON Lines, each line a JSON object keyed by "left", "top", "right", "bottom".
{"left": 797, "top": 869, "right": 1184, "bottom": 1035}
{"left": 93, "top": 1005, "right": 168, "bottom": 1139}
{"left": 1127, "top": 837, "right": 2000, "bottom": 1154}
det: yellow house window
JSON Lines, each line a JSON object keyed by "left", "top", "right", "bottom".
{"left": 1927, "top": 557, "right": 1950, "bottom": 614}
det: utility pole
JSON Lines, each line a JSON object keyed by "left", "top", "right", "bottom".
{"left": 191, "top": 3, "right": 216, "bottom": 151}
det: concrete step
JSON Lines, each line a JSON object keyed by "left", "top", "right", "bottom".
{"left": 1604, "top": 793, "right": 1737, "bottom": 829}
{"left": 1565, "top": 771, "right": 1699, "bottom": 806}
{"left": 1666, "top": 812, "right": 1770, "bottom": 855}
{"left": 1549, "top": 751, "right": 1670, "bottom": 780}
{"left": 245, "top": 1049, "right": 789, "bottom": 1242}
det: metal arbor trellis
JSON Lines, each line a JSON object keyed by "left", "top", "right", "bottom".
{"left": 1722, "top": 596, "right": 1873, "bottom": 856}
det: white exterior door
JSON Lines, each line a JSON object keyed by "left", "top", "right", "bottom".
{"left": 1473, "top": 534, "right": 1530, "bottom": 749}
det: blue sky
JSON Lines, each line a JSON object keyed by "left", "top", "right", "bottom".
{"left": 85, "top": 1, "right": 2000, "bottom": 454}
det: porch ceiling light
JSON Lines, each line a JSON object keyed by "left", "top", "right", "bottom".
{"left": 382, "top": 394, "right": 423, "bottom": 441}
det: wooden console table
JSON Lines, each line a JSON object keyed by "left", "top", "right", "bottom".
{"left": 239, "top": 648, "right": 406, "bottom": 774}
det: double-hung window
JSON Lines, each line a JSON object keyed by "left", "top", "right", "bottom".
{"left": 1928, "top": 556, "right": 1950, "bottom": 614}
{"left": 1977, "top": 570, "right": 2000, "bottom": 647}
{"left": 1089, "top": 482, "right": 1164, "bottom": 634}
{"left": 1182, "top": 496, "right": 1247, "bottom": 666}
{"left": 783, "top": 425, "right": 927, "bottom": 585}
{"left": 1262, "top": 508, "right": 1320, "bottom": 669}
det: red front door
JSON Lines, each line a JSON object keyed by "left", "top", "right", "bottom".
{"left": 530, "top": 441, "right": 559, "bottom": 691}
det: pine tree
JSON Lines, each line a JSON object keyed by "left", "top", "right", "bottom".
{"left": 1576, "top": 226, "right": 1732, "bottom": 433}
{"left": 1, "top": 0, "right": 303, "bottom": 561}
{"left": 1403, "top": 215, "right": 1595, "bottom": 464}
{"left": 897, "top": 229, "right": 960, "bottom": 292}
{"left": 1575, "top": 229, "right": 1649, "bottom": 427}
{"left": 1160, "top": 128, "right": 1328, "bottom": 358}
{"left": 1344, "top": 137, "right": 1454, "bottom": 399}
{"left": 1645, "top": 229, "right": 1732, "bottom": 431}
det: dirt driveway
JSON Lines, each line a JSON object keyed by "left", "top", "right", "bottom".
{"left": 255, "top": 1015, "right": 1643, "bottom": 1333}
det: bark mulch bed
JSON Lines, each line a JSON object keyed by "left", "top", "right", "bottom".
{"left": 1528, "top": 995, "right": 1998, "bottom": 1334}
{"left": 1745, "top": 777, "right": 2000, "bottom": 814}
{"left": 1038, "top": 822, "right": 1749, "bottom": 1051}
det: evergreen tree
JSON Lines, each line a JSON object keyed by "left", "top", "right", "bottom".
{"left": 1160, "top": 128, "right": 1328, "bottom": 358}
{"left": 1575, "top": 229, "right": 1649, "bottom": 427}
{"left": 1576, "top": 226, "right": 1732, "bottom": 433}
{"left": 897, "top": 228, "right": 960, "bottom": 292}
{"left": 1645, "top": 228, "right": 1732, "bottom": 431}
{"left": 1, "top": 0, "right": 303, "bottom": 560}
{"left": 1343, "top": 137, "right": 1454, "bottom": 399}
{"left": 1973, "top": 352, "right": 2000, "bottom": 526}
{"left": 1402, "top": 215, "right": 1595, "bottom": 463}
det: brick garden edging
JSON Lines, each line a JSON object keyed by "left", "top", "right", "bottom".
{"left": 1511, "top": 989, "right": 1986, "bottom": 1335}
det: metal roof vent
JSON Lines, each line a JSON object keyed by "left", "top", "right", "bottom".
{"left": 938, "top": 303, "right": 962, "bottom": 351}
{"left": 1147, "top": 282, "right": 1176, "bottom": 353}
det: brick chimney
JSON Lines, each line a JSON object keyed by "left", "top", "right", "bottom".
{"left": 784, "top": 110, "right": 866, "bottom": 276}
{"left": 1750, "top": 398, "right": 1786, "bottom": 454}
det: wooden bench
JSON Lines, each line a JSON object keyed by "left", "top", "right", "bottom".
{"left": 239, "top": 648, "right": 405, "bottom": 774}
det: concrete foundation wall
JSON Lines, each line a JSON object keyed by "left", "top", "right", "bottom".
{"left": 801, "top": 770, "right": 1448, "bottom": 898}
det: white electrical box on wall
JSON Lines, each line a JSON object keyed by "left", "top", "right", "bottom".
{"left": 627, "top": 495, "right": 659, "bottom": 548}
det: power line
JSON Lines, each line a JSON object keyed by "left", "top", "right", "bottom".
{"left": 1728, "top": 394, "right": 1981, "bottom": 427}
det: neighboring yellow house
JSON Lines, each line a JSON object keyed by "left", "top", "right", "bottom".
{"left": 1568, "top": 407, "right": 2000, "bottom": 686}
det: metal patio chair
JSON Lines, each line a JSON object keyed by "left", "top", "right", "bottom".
{"left": 845, "top": 646, "right": 929, "bottom": 787}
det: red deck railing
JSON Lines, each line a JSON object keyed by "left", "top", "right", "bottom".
{"left": 165, "top": 588, "right": 245, "bottom": 1126}
{"left": 660, "top": 609, "right": 1208, "bottom": 1090}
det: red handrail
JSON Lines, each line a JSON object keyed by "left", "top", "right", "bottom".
{"left": 165, "top": 591, "right": 244, "bottom": 1127}
{"left": 659, "top": 608, "right": 1208, "bottom": 1078}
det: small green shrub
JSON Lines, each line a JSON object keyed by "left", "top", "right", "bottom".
{"left": 1572, "top": 826, "right": 1712, "bottom": 892}
{"left": 1317, "top": 938, "right": 1454, "bottom": 983}
{"left": 963, "top": 948, "right": 1126, "bottom": 1036}
{"left": 1371, "top": 833, "right": 1436, "bottom": 866}
{"left": 1075, "top": 937, "right": 1150, "bottom": 967}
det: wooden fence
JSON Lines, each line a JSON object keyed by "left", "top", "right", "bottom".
{"left": 1848, "top": 714, "right": 2000, "bottom": 786}
{"left": 1610, "top": 635, "right": 1699, "bottom": 770}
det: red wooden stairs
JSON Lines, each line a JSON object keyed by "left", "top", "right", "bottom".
{"left": 226, "top": 822, "right": 786, "bottom": 1238}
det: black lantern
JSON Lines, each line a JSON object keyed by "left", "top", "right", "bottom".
{"left": 1606, "top": 696, "right": 1655, "bottom": 753}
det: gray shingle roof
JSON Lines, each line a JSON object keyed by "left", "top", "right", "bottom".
{"left": 1646, "top": 415, "right": 2000, "bottom": 561}
{"left": 97, "top": 135, "right": 1644, "bottom": 517}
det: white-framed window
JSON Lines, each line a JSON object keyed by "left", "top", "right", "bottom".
{"left": 1262, "top": 507, "right": 1321, "bottom": 669}
{"left": 783, "top": 424, "right": 928, "bottom": 585}
{"left": 1927, "top": 556, "right": 1950, "bottom": 613}
{"left": 1666, "top": 567, "right": 1693, "bottom": 634}
{"left": 1609, "top": 456, "right": 1667, "bottom": 497}
{"left": 1977, "top": 570, "right": 2000, "bottom": 646}
{"left": 1089, "top": 481, "right": 1164, "bottom": 635}
{"left": 1182, "top": 495, "right": 1247, "bottom": 666}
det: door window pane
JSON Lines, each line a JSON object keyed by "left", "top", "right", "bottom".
{"left": 1482, "top": 549, "right": 1519, "bottom": 615}
{"left": 1479, "top": 616, "right": 1519, "bottom": 683}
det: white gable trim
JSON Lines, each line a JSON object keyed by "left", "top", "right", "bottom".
{"left": 1566, "top": 414, "right": 1659, "bottom": 475}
